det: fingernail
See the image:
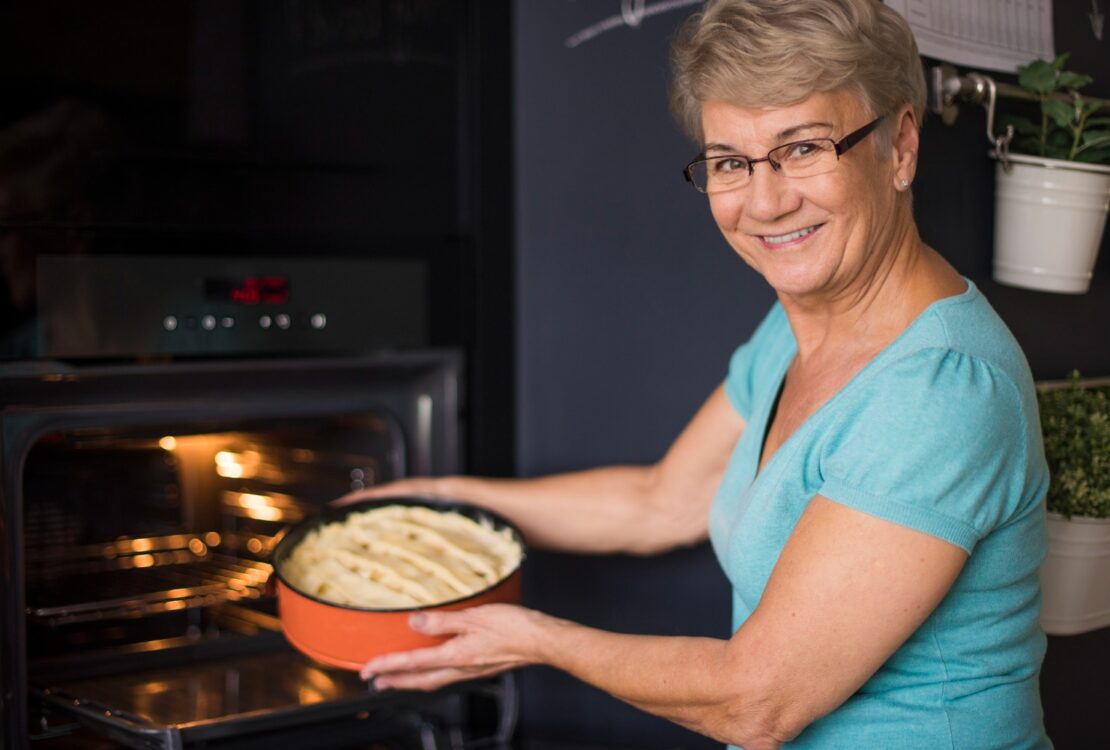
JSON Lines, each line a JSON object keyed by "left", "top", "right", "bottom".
{"left": 410, "top": 612, "right": 427, "bottom": 629}
{"left": 374, "top": 677, "right": 390, "bottom": 691}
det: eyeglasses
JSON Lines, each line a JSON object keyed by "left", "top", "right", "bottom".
{"left": 683, "top": 114, "right": 886, "bottom": 194}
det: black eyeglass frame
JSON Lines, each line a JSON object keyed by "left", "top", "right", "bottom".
{"left": 683, "top": 113, "right": 887, "bottom": 191}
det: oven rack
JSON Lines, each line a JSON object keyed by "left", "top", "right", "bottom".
{"left": 26, "top": 533, "right": 274, "bottom": 627}
{"left": 32, "top": 664, "right": 519, "bottom": 750}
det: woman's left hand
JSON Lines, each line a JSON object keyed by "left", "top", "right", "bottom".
{"left": 360, "top": 603, "right": 554, "bottom": 691}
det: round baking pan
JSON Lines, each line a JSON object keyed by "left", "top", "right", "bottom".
{"left": 270, "top": 496, "right": 524, "bottom": 671}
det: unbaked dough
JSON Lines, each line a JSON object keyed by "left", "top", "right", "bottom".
{"left": 282, "top": 505, "right": 522, "bottom": 608}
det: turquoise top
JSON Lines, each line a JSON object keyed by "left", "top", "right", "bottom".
{"left": 708, "top": 280, "right": 1052, "bottom": 749}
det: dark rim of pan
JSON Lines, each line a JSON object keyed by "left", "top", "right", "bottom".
{"left": 271, "top": 495, "right": 526, "bottom": 613}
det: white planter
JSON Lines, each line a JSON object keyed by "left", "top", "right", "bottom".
{"left": 1040, "top": 513, "right": 1110, "bottom": 635}
{"left": 992, "top": 153, "right": 1110, "bottom": 294}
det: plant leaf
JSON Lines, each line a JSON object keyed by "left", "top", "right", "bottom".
{"left": 1043, "top": 99, "right": 1075, "bottom": 129}
{"left": 1082, "top": 129, "right": 1110, "bottom": 146}
{"left": 1076, "top": 148, "right": 1110, "bottom": 163}
{"left": 1051, "top": 52, "right": 1071, "bottom": 71}
{"left": 1019, "top": 59, "right": 1058, "bottom": 93}
{"left": 1038, "top": 381, "right": 1110, "bottom": 518}
{"left": 1075, "top": 147, "right": 1110, "bottom": 164}
{"left": 1058, "top": 71, "right": 1092, "bottom": 89}
{"left": 1086, "top": 117, "right": 1110, "bottom": 127}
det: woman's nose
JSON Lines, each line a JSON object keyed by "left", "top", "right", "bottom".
{"left": 742, "top": 163, "right": 801, "bottom": 223}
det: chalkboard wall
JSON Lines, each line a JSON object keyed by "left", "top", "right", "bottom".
{"left": 513, "top": 2, "right": 1109, "bottom": 748}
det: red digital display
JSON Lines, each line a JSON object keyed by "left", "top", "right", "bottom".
{"left": 206, "top": 276, "right": 290, "bottom": 305}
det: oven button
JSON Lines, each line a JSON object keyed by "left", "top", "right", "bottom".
{"left": 163, "top": 315, "right": 178, "bottom": 331}
{"left": 310, "top": 313, "right": 327, "bottom": 329}
{"left": 259, "top": 315, "right": 272, "bottom": 329}
{"left": 221, "top": 316, "right": 235, "bottom": 329}
{"left": 275, "top": 313, "right": 291, "bottom": 329}
{"left": 201, "top": 315, "right": 217, "bottom": 331}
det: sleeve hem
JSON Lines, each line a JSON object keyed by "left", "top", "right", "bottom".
{"left": 818, "top": 477, "right": 981, "bottom": 553}
{"left": 723, "top": 381, "right": 750, "bottom": 421}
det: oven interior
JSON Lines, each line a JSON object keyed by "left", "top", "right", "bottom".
{"left": 24, "top": 412, "right": 513, "bottom": 749}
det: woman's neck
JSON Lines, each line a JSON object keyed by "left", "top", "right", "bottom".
{"left": 778, "top": 216, "right": 965, "bottom": 365}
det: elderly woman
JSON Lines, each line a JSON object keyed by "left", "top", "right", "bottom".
{"left": 343, "top": 1, "right": 1051, "bottom": 747}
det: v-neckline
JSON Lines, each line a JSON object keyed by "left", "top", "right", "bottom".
{"left": 756, "top": 369, "right": 788, "bottom": 477}
{"left": 750, "top": 277, "right": 977, "bottom": 484}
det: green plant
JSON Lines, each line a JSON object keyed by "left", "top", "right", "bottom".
{"left": 1003, "top": 53, "right": 1110, "bottom": 164}
{"left": 1038, "top": 372, "right": 1110, "bottom": 519}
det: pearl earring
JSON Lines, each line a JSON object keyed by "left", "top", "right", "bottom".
{"left": 900, "top": 179, "right": 910, "bottom": 188}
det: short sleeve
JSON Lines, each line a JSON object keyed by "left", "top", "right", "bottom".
{"left": 724, "top": 339, "right": 758, "bottom": 419}
{"left": 817, "top": 348, "right": 1033, "bottom": 553}
{"left": 723, "top": 303, "right": 790, "bottom": 421}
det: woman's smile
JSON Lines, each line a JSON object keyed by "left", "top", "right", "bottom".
{"left": 757, "top": 222, "right": 825, "bottom": 249}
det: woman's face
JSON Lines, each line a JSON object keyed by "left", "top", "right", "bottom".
{"left": 701, "top": 90, "right": 911, "bottom": 303}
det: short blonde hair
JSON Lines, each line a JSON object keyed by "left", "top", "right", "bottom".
{"left": 670, "top": 0, "right": 926, "bottom": 149}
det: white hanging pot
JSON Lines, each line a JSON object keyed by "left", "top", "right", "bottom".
{"left": 992, "top": 153, "right": 1110, "bottom": 294}
{"left": 1040, "top": 513, "right": 1110, "bottom": 635}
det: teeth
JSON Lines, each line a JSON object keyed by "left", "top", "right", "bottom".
{"left": 763, "top": 225, "right": 820, "bottom": 244}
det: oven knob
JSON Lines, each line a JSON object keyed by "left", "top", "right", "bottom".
{"left": 201, "top": 315, "right": 217, "bottom": 331}
{"left": 275, "top": 313, "right": 291, "bottom": 329}
{"left": 163, "top": 315, "right": 178, "bottom": 331}
{"left": 310, "top": 313, "right": 327, "bottom": 329}
{"left": 259, "top": 315, "right": 272, "bottom": 329}
{"left": 221, "top": 316, "right": 235, "bottom": 329}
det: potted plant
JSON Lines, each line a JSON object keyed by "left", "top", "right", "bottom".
{"left": 1036, "top": 372, "right": 1110, "bottom": 635}
{"left": 993, "top": 53, "right": 1110, "bottom": 294}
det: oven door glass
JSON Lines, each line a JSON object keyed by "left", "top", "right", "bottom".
{"left": 23, "top": 414, "right": 510, "bottom": 748}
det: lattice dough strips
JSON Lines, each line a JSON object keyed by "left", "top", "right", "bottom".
{"left": 283, "top": 505, "right": 522, "bottom": 608}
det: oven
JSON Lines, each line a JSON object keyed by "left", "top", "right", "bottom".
{"left": 1, "top": 256, "right": 517, "bottom": 749}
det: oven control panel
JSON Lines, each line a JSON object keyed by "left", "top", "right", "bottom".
{"left": 37, "top": 256, "right": 427, "bottom": 358}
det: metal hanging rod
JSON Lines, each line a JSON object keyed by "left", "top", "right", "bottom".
{"left": 928, "top": 63, "right": 1110, "bottom": 171}
{"left": 929, "top": 63, "right": 1110, "bottom": 126}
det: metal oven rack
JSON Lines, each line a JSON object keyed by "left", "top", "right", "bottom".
{"left": 27, "top": 533, "right": 274, "bottom": 627}
{"left": 26, "top": 532, "right": 518, "bottom": 749}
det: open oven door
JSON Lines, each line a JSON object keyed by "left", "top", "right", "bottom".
{"left": 2, "top": 352, "right": 516, "bottom": 749}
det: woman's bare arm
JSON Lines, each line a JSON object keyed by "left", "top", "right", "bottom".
{"left": 362, "top": 496, "right": 967, "bottom": 748}
{"left": 336, "top": 384, "right": 744, "bottom": 555}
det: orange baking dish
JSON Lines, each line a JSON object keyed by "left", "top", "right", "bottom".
{"left": 270, "top": 497, "right": 524, "bottom": 671}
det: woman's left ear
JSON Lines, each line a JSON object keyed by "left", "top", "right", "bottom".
{"left": 891, "top": 108, "right": 919, "bottom": 191}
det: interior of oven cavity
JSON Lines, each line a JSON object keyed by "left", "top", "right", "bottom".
{"left": 24, "top": 411, "right": 403, "bottom": 664}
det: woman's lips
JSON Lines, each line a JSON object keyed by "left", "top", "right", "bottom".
{"left": 758, "top": 223, "right": 824, "bottom": 249}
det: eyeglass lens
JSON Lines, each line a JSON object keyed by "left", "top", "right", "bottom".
{"left": 689, "top": 139, "right": 838, "bottom": 193}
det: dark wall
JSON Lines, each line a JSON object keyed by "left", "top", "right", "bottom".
{"left": 513, "top": 2, "right": 1109, "bottom": 748}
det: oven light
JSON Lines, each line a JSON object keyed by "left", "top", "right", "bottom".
{"left": 205, "top": 531, "right": 222, "bottom": 547}
{"left": 132, "top": 554, "right": 155, "bottom": 568}
{"left": 131, "top": 538, "right": 153, "bottom": 553}
{"left": 215, "top": 450, "right": 261, "bottom": 478}
{"left": 235, "top": 492, "right": 284, "bottom": 521}
{"left": 237, "top": 493, "right": 269, "bottom": 508}
{"left": 158, "top": 436, "right": 177, "bottom": 451}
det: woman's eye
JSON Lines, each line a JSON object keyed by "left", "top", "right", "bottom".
{"left": 783, "top": 141, "right": 821, "bottom": 159}
{"left": 713, "top": 157, "right": 748, "bottom": 174}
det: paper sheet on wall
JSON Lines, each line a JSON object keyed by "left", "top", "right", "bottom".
{"left": 885, "top": 0, "right": 1055, "bottom": 72}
